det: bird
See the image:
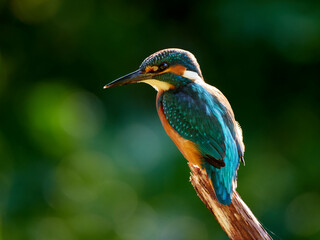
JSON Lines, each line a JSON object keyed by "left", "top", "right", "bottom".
{"left": 104, "top": 48, "right": 245, "bottom": 205}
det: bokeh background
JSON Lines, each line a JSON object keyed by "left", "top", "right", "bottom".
{"left": 1, "top": 0, "right": 320, "bottom": 239}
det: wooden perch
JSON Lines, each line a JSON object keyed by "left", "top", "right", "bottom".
{"left": 189, "top": 164, "right": 272, "bottom": 240}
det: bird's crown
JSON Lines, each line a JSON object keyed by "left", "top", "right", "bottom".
{"left": 140, "top": 48, "right": 202, "bottom": 78}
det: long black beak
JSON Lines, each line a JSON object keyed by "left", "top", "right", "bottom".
{"left": 104, "top": 69, "right": 153, "bottom": 89}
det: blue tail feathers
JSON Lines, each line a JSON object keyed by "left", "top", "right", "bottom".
{"left": 204, "top": 162, "right": 233, "bottom": 205}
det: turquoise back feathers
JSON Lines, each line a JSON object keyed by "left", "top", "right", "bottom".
{"left": 158, "top": 81, "right": 244, "bottom": 204}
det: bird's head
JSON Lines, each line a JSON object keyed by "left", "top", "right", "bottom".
{"left": 104, "top": 48, "right": 203, "bottom": 91}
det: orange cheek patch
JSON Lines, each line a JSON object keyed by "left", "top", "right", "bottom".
{"left": 165, "top": 65, "right": 186, "bottom": 75}
{"left": 145, "top": 66, "right": 158, "bottom": 73}
{"left": 145, "top": 64, "right": 186, "bottom": 75}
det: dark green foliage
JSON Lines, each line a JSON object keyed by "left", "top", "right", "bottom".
{"left": 0, "top": 0, "right": 320, "bottom": 239}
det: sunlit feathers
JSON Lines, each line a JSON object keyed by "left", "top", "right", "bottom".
{"left": 105, "top": 48, "right": 245, "bottom": 205}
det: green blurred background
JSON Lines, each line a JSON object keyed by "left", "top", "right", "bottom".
{"left": 0, "top": 0, "right": 320, "bottom": 239}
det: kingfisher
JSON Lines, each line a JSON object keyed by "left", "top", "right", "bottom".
{"left": 104, "top": 49, "right": 245, "bottom": 205}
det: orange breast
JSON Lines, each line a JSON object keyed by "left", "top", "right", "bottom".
{"left": 157, "top": 93, "right": 203, "bottom": 167}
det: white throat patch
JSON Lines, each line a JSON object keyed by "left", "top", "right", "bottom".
{"left": 140, "top": 70, "right": 203, "bottom": 91}
{"left": 141, "top": 79, "right": 173, "bottom": 92}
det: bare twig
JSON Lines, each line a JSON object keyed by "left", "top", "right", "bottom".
{"left": 189, "top": 164, "right": 272, "bottom": 240}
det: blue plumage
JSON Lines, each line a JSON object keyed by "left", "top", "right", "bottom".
{"left": 105, "top": 48, "right": 245, "bottom": 205}
{"left": 159, "top": 82, "right": 243, "bottom": 204}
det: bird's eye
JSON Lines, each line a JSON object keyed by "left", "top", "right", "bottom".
{"left": 159, "top": 62, "right": 169, "bottom": 71}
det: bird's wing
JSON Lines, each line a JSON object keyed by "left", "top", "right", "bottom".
{"left": 161, "top": 87, "right": 242, "bottom": 204}
{"left": 203, "top": 83, "right": 245, "bottom": 165}
{"left": 161, "top": 89, "right": 227, "bottom": 167}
